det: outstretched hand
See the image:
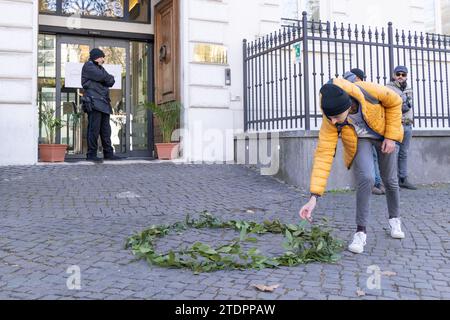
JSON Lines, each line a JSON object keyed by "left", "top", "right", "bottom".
{"left": 299, "top": 197, "right": 317, "bottom": 222}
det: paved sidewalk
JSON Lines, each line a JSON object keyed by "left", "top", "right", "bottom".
{"left": 0, "top": 162, "right": 449, "bottom": 300}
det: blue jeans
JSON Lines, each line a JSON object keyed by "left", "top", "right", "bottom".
{"left": 397, "top": 124, "right": 412, "bottom": 179}
{"left": 372, "top": 145, "right": 382, "bottom": 187}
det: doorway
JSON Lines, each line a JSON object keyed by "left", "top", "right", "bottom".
{"left": 38, "top": 34, "right": 154, "bottom": 159}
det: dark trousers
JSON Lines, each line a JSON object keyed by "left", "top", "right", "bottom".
{"left": 87, "top": 110, "right": 114, "bottom": 158}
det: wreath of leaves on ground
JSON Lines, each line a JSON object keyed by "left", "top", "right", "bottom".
{"left": 125, "top": 212, "right": 344, "bottom": 273}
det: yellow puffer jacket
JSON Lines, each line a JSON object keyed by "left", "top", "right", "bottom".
{"left": 310, "top": 78, "right": 404, "bottom": 196}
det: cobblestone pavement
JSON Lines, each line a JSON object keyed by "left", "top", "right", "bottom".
{"left": 0, "top": 162, "right": 449, "bottom": 300}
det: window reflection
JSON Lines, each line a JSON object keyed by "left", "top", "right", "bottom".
{"left": 39, "top": 0, "right": 150, "bottom": 23}
{"left": 441, "top": 0, "right": 450, "bottom": 34}
{"left": 193, "top": 44, "right": 228, "bottom": 65}
{"left": 130, "top": 41, "right": 149, "bottom": 151}
{"left": 129, "top": 0, "right": 149, "bottom": 23}
{"left": 39, "top": 0, "right": 57, "bottom": 12}
{"left": 60, "top": 43, "right": 90, "bottom": 153}
{"left": 38, "top": 34, "right": 57, "bottom": 144}
{"left": 62, "top": 0, "right": 124, "bottom": 18}
{"left": 98, "top": 46, "right": 127, "bottom": 153}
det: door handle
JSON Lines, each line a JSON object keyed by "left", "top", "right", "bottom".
{"left": 159, "top": 44, "right": 167, "bottom": 62}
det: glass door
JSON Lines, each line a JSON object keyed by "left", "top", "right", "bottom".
{"left": 56, "top": 36, "right": 93, "bottom": 156}
{"left": 94, "top": 38, "right": 129, "bottom": 155}
{"left": 55, "top": 35, "right": 153, "bottom": 159}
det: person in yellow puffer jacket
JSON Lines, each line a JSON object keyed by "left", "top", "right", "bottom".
{"left": 299, "top": 78, "right": 405, "bottom": 254}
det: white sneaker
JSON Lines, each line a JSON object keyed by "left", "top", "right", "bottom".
{"left": 389, "top": 218, "right": 405, "bottom": 239}
{"left": 348, "top": 232, "right": 367, "bottom": 254}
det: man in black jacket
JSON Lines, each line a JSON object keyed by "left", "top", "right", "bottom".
{"left": 82, "top": 48, "right": 123, "bottom": 162}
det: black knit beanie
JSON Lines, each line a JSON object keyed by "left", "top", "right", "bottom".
{"left": 320, "top": 84, "right": 352, "bottom": 117}
{"left": 350, "top": 68, "right": 366, "bottom": 80}
{"left": 89, "top": 48, "right": 105, "bottom": 61}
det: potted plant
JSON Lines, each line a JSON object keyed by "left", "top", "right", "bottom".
{"left": 144, "top": 100, "right": 181, "bottom": 160}
{"left": 38, "top": 107, "right": 67, "bottom": 162}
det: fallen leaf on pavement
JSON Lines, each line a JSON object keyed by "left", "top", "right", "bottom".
{"left": 381, "top": 271, "right": 397, "bottom": 276}
{"left": 252, "top": 284, "right": 279, "bottom": 292}
{"left": 356, "top": 288, "right": 366, "bottom": 297}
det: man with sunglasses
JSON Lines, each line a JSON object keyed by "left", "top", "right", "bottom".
{"left": 299, "top": 78, "right": 405, "bottom": 254}
{"left": 387, "top": 66, "right": 417, "bottom": 190}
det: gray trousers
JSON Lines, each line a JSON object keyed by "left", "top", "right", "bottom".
{"left": 353, "top": 138, "right": 400, "bottom": 227}
{"left": 398, "top": 124, "right": 412, "bottom": 179}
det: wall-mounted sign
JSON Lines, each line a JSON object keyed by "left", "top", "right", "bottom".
{"left": 293, "top": 43, "right": 301, "bottom": 64}
{"left": 193, "top": 43, "right": 228, "bottom": 64}
{"left": 64, "top": 62, "right": 123, "bottom": 90}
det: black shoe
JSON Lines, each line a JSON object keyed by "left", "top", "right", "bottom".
{"left": 399, "top": 178, "right": 417, "bottom": 190}
{"left": 86, "top": 156, "right": 103, "bottom": 163}
{"left": 103, "top": 154, "right": 127, "bottom": 161}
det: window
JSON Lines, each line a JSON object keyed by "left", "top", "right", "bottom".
{"left": 38, "top": 0, "right": 151, "bottom": 23}
{"left": 193, "top": 44, "right": 228, "bottom": 65}
{"left": 38, "top": 34, "right": 57, "bottom": 144}
{"left": 282, "top": 0, "right": 301, "bottom": 19}
{"left": 424, "top": 0, "right": 437, "bottom": 33}
{"left": 62, "top": 0, "right": 124, "bottom": 18}
{"left": 39, "top": 0, "right": 57, "bottom": 12}
{"left": 128, "top": 0, "right": 149, "bottom": 22}
{"left": 130, "top": 41, "right": 149, "bottom": 151}
{"left": 281, "top": 0, "right": 320, "bottom": 20}
{"left": 305, "top": 0, "right": 320, "bottom": 21}
{"left": 441, "top": 0, "right": 450, "bottom": 34}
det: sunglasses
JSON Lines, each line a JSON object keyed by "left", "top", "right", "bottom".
{"left": 396, "top": 72, "right": 407, "bottom": 77}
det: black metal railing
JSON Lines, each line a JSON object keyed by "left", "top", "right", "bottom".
{"left": 243, "top": 11, "right": 450, "bottom": 131}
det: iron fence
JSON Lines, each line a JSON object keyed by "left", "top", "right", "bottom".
{"left": 243, "top": 11, "right": 450, "bottom": 132}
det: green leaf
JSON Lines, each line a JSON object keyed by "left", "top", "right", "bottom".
{"left": 317, "top": 241, "right": 324, "bottom": 251}
{"left": 139, "top": 246, "right": 152, "bottom": 254}
{"left": 285, "top": 229, "right": 293, "bottom": 241}
{"left": 204, "top": 248, "right": 217, "bottom": 255}
{"left": 293, "top": 230, "right": 303, "bottom": 237}
{"left": 239, "top": 227, "right": 248, "bottom": 242}
{"left": 282, "top": 241, "right": 292, "bottom": 250}
{"left": 248, "top": 248, "right": 260, "bottom": 256}
{"left": 264, "top": 259, "right": 280, "bottom": 267}
{"left": 217, "top": 246, "right": 232, "bottom": 253}
{"left": 168, "top": 251, "right": 175, "bottom": 264}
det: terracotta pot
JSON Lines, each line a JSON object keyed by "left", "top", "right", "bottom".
{"left": 38, "top": 144, "right": 68, "bottom": 162}
{"left": 155, "top": 143, "right": 179, "bottom": 160}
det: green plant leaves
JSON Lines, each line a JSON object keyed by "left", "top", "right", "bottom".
{"left": 39, "top": 108, "right": 65, "bottom": 144}
{"left": 143, "top": 101, "right": 181, "bottom": 143}
{"left": 125, "top": 212, "right": 343, "bottom": 273}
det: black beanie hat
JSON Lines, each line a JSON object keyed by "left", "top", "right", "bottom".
{"left": 320, "top": 84, "right": 352, "bottom": 117}
{"left": 89, "top": 48, "right": 105, "bottom": 61}
{"left": 350, "top": 68, "right": 366, "bottom": 80}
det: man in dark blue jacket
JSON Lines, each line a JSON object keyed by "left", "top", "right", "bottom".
{"left": 82, "top": 48, "right": 122, "bottom": 162}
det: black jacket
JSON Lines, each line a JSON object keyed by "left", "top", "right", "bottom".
{"left": 81, "top": 60, "right": 115, "bottom": 114}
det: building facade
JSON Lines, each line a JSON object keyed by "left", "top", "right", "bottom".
{"left": 0, "top": 0, "right": 448, "bottom": 166}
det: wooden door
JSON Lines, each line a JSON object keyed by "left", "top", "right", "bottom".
{"left": 155, "top": 0, "right": 179, "bottom": 105}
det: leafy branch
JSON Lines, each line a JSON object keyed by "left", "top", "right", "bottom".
{"left": 125, "top": 212, "right": 343, "bottom": 273}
